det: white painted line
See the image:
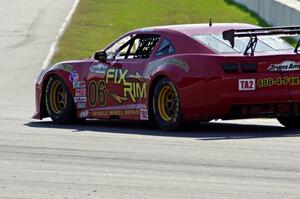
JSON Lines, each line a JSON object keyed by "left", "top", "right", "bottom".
{"left": 213, "top": 119, "right": 282, "bottom": 127}
{"left": 42, "top": 0, "right": 80, "bottom": 69}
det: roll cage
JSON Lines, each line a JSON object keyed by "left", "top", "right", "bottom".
{"left": 113, "top": 34, "right": 160, "bottom": 60}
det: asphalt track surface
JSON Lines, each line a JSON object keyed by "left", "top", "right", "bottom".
{"left": 0, "top": 1, "right": 300, "bottom": 198}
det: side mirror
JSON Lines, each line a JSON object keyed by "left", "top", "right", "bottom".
{"left": 94, "top": 51, "right": 107, "bottom": 62}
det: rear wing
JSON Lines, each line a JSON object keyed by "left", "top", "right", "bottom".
{"left": 222, "top": 26, "right": 300, "bottom": 56}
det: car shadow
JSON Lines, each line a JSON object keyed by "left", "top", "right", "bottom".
{"left": 25, "top": 120, "right": 300, "bottom": 141}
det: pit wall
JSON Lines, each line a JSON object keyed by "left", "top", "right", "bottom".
{"left": 232, "top": 0, "right": 300, "bottom": 26}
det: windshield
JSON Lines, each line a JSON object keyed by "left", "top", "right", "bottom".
{"left": 193, "top": 34, "right": 293, "bottom": 54}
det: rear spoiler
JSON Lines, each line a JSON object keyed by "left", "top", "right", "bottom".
{"left": 222, "top": 26, "right": 300, "bottom": 56}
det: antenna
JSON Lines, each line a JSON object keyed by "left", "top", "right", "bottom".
{"left": 209, "top": 18, "right": 212, "bottom": 27}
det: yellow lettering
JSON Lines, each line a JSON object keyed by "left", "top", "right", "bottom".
{"left": 113, "top": 69, "right": 117, "bottom": 84}
{"left": 106, "top": 69, "right": 115, "bottom": 83}
{"left": 124, "top": 82, "right": 135, "bottom": 102}
{"left": 283, "top": 77, "right": 290, "bottom": 85}
{"left": 291, "top": 77, "right": 299, "bottom": 85}
{"left": 117, "top": 69, "right": 128, "bottom": 84}
{"left": 136, "top": 82, "right": 147, "bottom": 98}
{"left": 132, "top": 82, "right": 136, "bottom": 98}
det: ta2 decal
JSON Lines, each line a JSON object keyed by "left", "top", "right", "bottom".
{"left": 238, "top": 79, "right": 256, "bottom": 91}
{"left": 140, "top": 109, "right": 149, "bottom": 120}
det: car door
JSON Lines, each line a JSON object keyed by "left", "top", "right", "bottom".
{"left": 87, "top": 34, "right": 160, "bottom": 119}
{"left": 86, "top": 34, "right": 133, "bottom": 118}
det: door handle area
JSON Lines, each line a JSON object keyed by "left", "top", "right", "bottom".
{"left": 112, "top": 62, "right": 122, "bottom": 68}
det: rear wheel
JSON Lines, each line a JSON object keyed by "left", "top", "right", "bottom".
{"left": 45, "top": 76, "right": 76, "bottom": 123}
{"left": 152, "top": 78, "right": 183, "bottom": 131}
{"left": 277, "top": 116, "right": 300, "bottom": 128}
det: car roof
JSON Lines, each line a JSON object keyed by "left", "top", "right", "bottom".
{"left": 134, "top": 23, "right": 259, "bottom": 36}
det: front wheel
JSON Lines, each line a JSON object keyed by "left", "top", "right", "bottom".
{"left": 277, "top": 116, "right": 300, "bottom": 128}
{"left": 45, "top": 76, "right": 76, "bottom": 123}
{"left": 152, "top": 78, "right": 183, "bottom": 131}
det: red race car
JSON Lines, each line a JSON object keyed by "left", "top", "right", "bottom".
{"left": 34, "top": 23, "right": 300, "bottom": 130}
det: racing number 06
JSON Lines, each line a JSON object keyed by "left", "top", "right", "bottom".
{"left": 88, "top": 80, "right": 106, "bottom": 107}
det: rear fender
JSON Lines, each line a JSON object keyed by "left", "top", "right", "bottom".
{"left": 146, "top": 54, "right": 224, "bottom": 121}
{"left": 146, "top": 56, "right": 191, "bottom": 120}
{"left": 36, "top": 61, "right": 91, "bottom": 119}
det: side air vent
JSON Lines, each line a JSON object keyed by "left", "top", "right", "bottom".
{"left": 241, "top": 63, "right": 257, "bottom": 73}
{"left": 222, "top": 63, "right": 239, "bottom": 73}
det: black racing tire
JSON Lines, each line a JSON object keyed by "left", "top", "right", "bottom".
{"left": 152, "top": 78, "right": 183, "bottom": 131}
{"left": 45, "top": 76, "right": 76, "bottom": 124}
{"left": 277, "top": 116, "right": 300, "bottom": 128}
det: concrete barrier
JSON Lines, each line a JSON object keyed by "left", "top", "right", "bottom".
{"left": 232, "top": 0, "right": 300, "bottom": 26}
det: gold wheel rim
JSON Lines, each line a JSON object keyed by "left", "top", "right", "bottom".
{"left": 158, "top": 85, "right": 176, "bottom": 122}
{"left": 49, "top": 80, "right": 67, "bottom": 114}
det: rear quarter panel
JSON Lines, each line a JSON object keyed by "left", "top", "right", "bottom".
{"left": 36, "top": 60, "right": 92, "bottom": 119}
{"left": 146, "top": 54, "right": 217, "bottom": 121}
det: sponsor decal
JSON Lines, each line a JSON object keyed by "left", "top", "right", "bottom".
{"left": 140, "top": 109, "right": 149, "bottom": 120}
{"left": 77, "top": 102, "right": 87, "bottom": 109}
{"left": 148, "top": 58, "right": 189, "bottom": 73}
{"left": 74, "top": 97, "right": 87, "bottom": 103}
{"left": 73, "top": 81, "right": 86, "bottom": 89}
{"left": 140, "top": 28, "right": 154, "bottom": 32}
{"left": 54, "top": 63, "right": 73, "bottom": 73}
{"left": 79, "top": 110, "right": 89, "bottom": 118}
{"left": 267, "top": 61, "right": 300, "bottom": 72}
{"left": 128, "top": 72, "right": 142, "bottom": 79}
{"left": 257, "top": 77, "right": 300, "bottom": 87}
{"left": 106, "top": 69, "right": 147, "bottom": 102}
{"left": 69, "top": 71, "right": 79, "bottom": 82}
{"left": 89, "top": 63, "right": 108, "bottom": 74}
{"left": 91, "top": 109, "right": 139, "bottom": 117}
{"left": 88, "top": 69, "right": 148, "bottom": 106}
{"left": 238, "top": 79, "right": 256, "bottom": 91}
{"left": 75, "top": 88, "right": 86, "bottom": 97}
{"left": 88, "top": 80, "right": 107, "bottom": 107}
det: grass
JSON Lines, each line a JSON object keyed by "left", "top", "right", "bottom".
{"left": 52, "top": 0, "right": 268, "bottom": 63}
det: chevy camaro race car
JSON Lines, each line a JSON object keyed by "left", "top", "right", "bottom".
{"left": 34, "top": 23, "right": 300, "bottom": 130}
